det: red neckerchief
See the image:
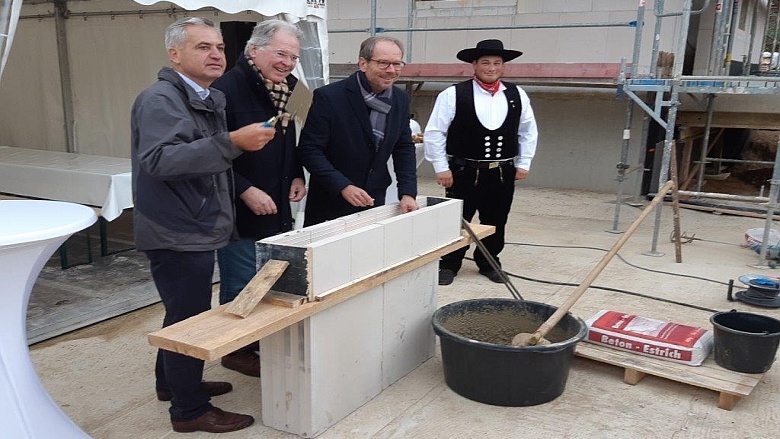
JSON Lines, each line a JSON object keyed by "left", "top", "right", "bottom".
{"left": 474, "top": 77, "right": 501, "bottom": 95}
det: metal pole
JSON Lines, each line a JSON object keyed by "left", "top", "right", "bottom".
{"left": 329, "top": 21, "right": 638, "bottom": 34}
{"left": 744, "top": 0, "right": 761, "bottom": 75}
{"left": 647, "top": 0, "right": 694, "bottom": 256}
{"left": 708, "top": 0, "right": 726, "bottom": 74}
{"left": 725, "top": 0, "right": 741, "bottom": 75}
{"left": 406, "top": 0, "right": 413, "bottom": 63}
{"left": 695, "top": 94, "right": 716, "bottom": 192}
{"left": 773, "top": 0, "right": 780, "bottom": 70}
{"left": 650, "top": 0, "right": 666, "bottom": 77}
{"left": 54, "top": 0, "right": 76, "bottom": 153}
{"left": 370, "top": 0, "right": 377, "bottom": 36}
{"left": 757, "top": 134, "right": 780, "bottom": 264}
{"left": 611, "top": 1, "right": 646, "bottom": 233}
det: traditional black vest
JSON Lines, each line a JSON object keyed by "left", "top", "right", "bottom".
{"left": 446, "top": 80, "right": 522, "bottom": 160}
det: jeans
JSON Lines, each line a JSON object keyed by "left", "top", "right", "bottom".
{"left": 216, "top": 238, "right": 256, "bottom": 305}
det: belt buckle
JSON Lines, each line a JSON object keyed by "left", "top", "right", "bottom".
{"left": 488, "top": 161, "right": 499, "bottom": 169}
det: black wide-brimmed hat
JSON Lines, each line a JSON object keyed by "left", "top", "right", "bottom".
{"left": 456, "top": 39, "right": 523, "bottom": 63}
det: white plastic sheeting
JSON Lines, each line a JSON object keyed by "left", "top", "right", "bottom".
{"left": 132, "top": 0, "right": 326, "bottom": 19}
{"left": 131, "top": 0, "right": 330, "bottom": 89}
{"left": 0, "top": 0, "right": 23, "bottom": 81}
{"left": 0, "top": 1, "right": 329, "bottom": 157}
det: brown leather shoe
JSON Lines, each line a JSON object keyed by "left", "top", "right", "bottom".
{"left": 171, "top": 407, "right": 254, "bottom": 433}
{"left": 156, "top": 381, "right": 233, "bottom": 402}
{"left": 221, "top": 351, "right": 261, "bottom": 377}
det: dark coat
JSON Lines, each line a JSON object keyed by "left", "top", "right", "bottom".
{"left": 212, "top": 54, "right": 304, "bottom": 239}
{"left": 131, "top": 67, "right": 240, "bottom": 252}
{"left": 297, "top": 71, "right": 417, "bottom": 226}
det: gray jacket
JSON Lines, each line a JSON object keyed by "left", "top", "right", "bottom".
{"left": 131, "top": 67, "right": 242, "bottom": 251}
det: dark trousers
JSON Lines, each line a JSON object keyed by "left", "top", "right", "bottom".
{"left": 146, "top": 249, "right": 214, "bottom": 421}
{"left": 441, "top": 160, "right": 516, "bottom": 273}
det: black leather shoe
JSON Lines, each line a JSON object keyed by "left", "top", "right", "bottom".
{"left": 479, "top": 269, "right": 505, "bottom": 284}
{"left": 221, "top": 351, "right": 261, "bottom": 377}
{"left": 156, "top": 381, "right": 233, "bottom": 402}
{"left": 171, "top": 407, "right": 254, "bottom": 433}
{"left": 438, "top": 269, "right": 456, "bottom": 286}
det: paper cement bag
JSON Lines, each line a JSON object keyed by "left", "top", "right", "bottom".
{"left": 585, "top": 310, "right": 713, "bottom": 366}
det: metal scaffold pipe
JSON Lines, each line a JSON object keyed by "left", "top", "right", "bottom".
{"left": 647, "top": 0, "right": 694, "bottom": 256}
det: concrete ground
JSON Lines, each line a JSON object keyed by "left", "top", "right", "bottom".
{"left": 30, "top": 177, "right": 780, "bottom": 438}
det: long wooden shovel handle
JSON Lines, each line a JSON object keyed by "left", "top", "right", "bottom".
{"left": 525, "top": 180, "right": 676, "bottom": 345}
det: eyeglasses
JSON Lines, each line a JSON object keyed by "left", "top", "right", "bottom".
{"left": 367, "top": 58, "right": 406, "bottom": 70}
{"left": 264, "top": 48, "right": 300, "bottom": 64}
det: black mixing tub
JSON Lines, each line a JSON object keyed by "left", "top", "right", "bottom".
{"left": 432, "top": 298, "right": 587, "bottom": 407}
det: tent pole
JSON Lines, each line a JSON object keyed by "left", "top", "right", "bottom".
{"left": 54, "top": 0, "right": 76, "bottom": 153}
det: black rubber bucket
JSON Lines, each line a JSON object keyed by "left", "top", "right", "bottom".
{"left": 710, "top": 310, "right": 780, "bottom": 374}
{"left": 432, "top": 298, "right": 587, "bottom": 406}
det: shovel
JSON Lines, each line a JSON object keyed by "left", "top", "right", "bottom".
{"left": 460, "top": 218, "right": 523, "bottom": 301}
{"left": 512, "top": 180, "right": 676, "bottom": 347}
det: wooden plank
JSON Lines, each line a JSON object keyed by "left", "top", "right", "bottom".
{"left": 225, "top": 260, "right": 289, "bottom": 318}
{"left": 148, "top": 223, "right": 495, "bottom": 360}
{"left": 671, "top": 201, "right": 780, "bottom": 220}
{"left": 677, "top": 111, "right": 780, "bottom": 129}
{"left": 576, "top": 342, "right": 764, "bottom": 410}
{"left": 262, "top": 290, "right": 306, "bottom": 308}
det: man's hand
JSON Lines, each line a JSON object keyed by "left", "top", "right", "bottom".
{"left": 289, "top": 177, "right": 307, "bottom": 202}
{"left": 435, "top": 170, "right": 453, "bottom": 188}
{"left": 515, "top": 168, "right": 529, "bottom": 181}
{"left": 399, "top": 195, "right": 418, "bottom": 213}
{"left": 229, "top": 123, "right": 276, "bottom": 152}
{"left": 240, "top": 186, "right": 277, "bottom": 215}
{"left": 341, "top": 185, "right": 374, "bottom": 207}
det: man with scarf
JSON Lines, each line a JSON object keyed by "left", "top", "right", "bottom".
{"left": 298, "top": 36, "right": 418, "bottom": 227}
{"left": 211, "top": 20, "right": 306, "bottom": 377}
{"left": 424, "top": 39, "right": 538, "bottom": 286}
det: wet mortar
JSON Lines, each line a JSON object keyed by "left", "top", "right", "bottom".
{"left": 440, "top": 302, "right": 573, "bottom": 346}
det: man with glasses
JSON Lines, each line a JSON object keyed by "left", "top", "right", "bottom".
{"left": 211, "top": 19, "right": 307, "bottom": 378}
{"left": 424, "top": 39, "right": 538, "bottom": 286}
{"left": 298, "top": 36, "right": 418, "bottom": 226}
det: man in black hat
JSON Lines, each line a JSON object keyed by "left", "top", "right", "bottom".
{"left": 423, "top": 39, "right": 538, "bottom": 286}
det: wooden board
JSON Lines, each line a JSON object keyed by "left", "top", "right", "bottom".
{"left": 576, "top": 342, "right": 765, "bottom": 410}
{"left": 262, "top": 290, "right": 306, "bottom": 308}
{"left": 148, "top": 223, "right": 494, "bottom": 360}
{"left": 225, "top": 260, "right": 289, "bottom": 318}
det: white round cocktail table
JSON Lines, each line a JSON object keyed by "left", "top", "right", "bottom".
{"left": 0, "top": 200, "right": 96, "bottom": 437}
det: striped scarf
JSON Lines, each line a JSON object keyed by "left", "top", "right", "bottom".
{"left": 357, "top": 71, "right": 392, "bottom": 152}
{"left": 247, "top": 57, "right": 293, "bottom": 133}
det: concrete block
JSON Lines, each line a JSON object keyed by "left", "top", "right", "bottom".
{"left": 381, "top": 264, "right": 437, "bottom": 387}
{"left": 309, "top": 234, "right": 352, "bottom": 297}
{"left": 348, "top": 224, "right": 384, "bottom": 282}
{"left": 378, "top": 215, "right": 415, "bottom": 267}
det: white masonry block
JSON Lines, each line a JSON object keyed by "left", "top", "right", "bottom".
{"left": 257, "top": 197, "right": 462, "bottom": 437}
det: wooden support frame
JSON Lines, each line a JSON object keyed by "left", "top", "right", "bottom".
{"left": 576, "top": 342, "right": 764, "bottom": 411}
{"left": 147, "top": 223, "right": 494, "bottom": 361}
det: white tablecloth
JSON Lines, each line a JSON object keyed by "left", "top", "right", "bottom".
{"left": 0, "top": 147, "right": 132, "bottom": 221}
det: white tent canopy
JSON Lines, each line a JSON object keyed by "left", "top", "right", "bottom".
{"left": 133, "top": 0, "right": 327, "bottom": 19}
{"left": 0, "top": 0, "right": 23, "bottom": 81}
{"left": 0, "top": 0, "right": 329, "bottom": 157}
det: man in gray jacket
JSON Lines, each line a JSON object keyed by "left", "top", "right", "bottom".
{"left": 131, "top": 17, "right": 275, "bottom": 433}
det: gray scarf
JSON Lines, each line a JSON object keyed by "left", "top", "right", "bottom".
{"left": 357, "top": 71, "right": 392, "bottom": 152}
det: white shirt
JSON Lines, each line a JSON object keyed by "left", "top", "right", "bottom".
{"left": 424, "top": 80, "right": 538, "bottom": 173}
{"left": 176, "top": 71, "right": 210, "bottom": 100}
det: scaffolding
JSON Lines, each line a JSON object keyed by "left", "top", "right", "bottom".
{"left": 613, "top": 0, "right": 780, "bottom": 264}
